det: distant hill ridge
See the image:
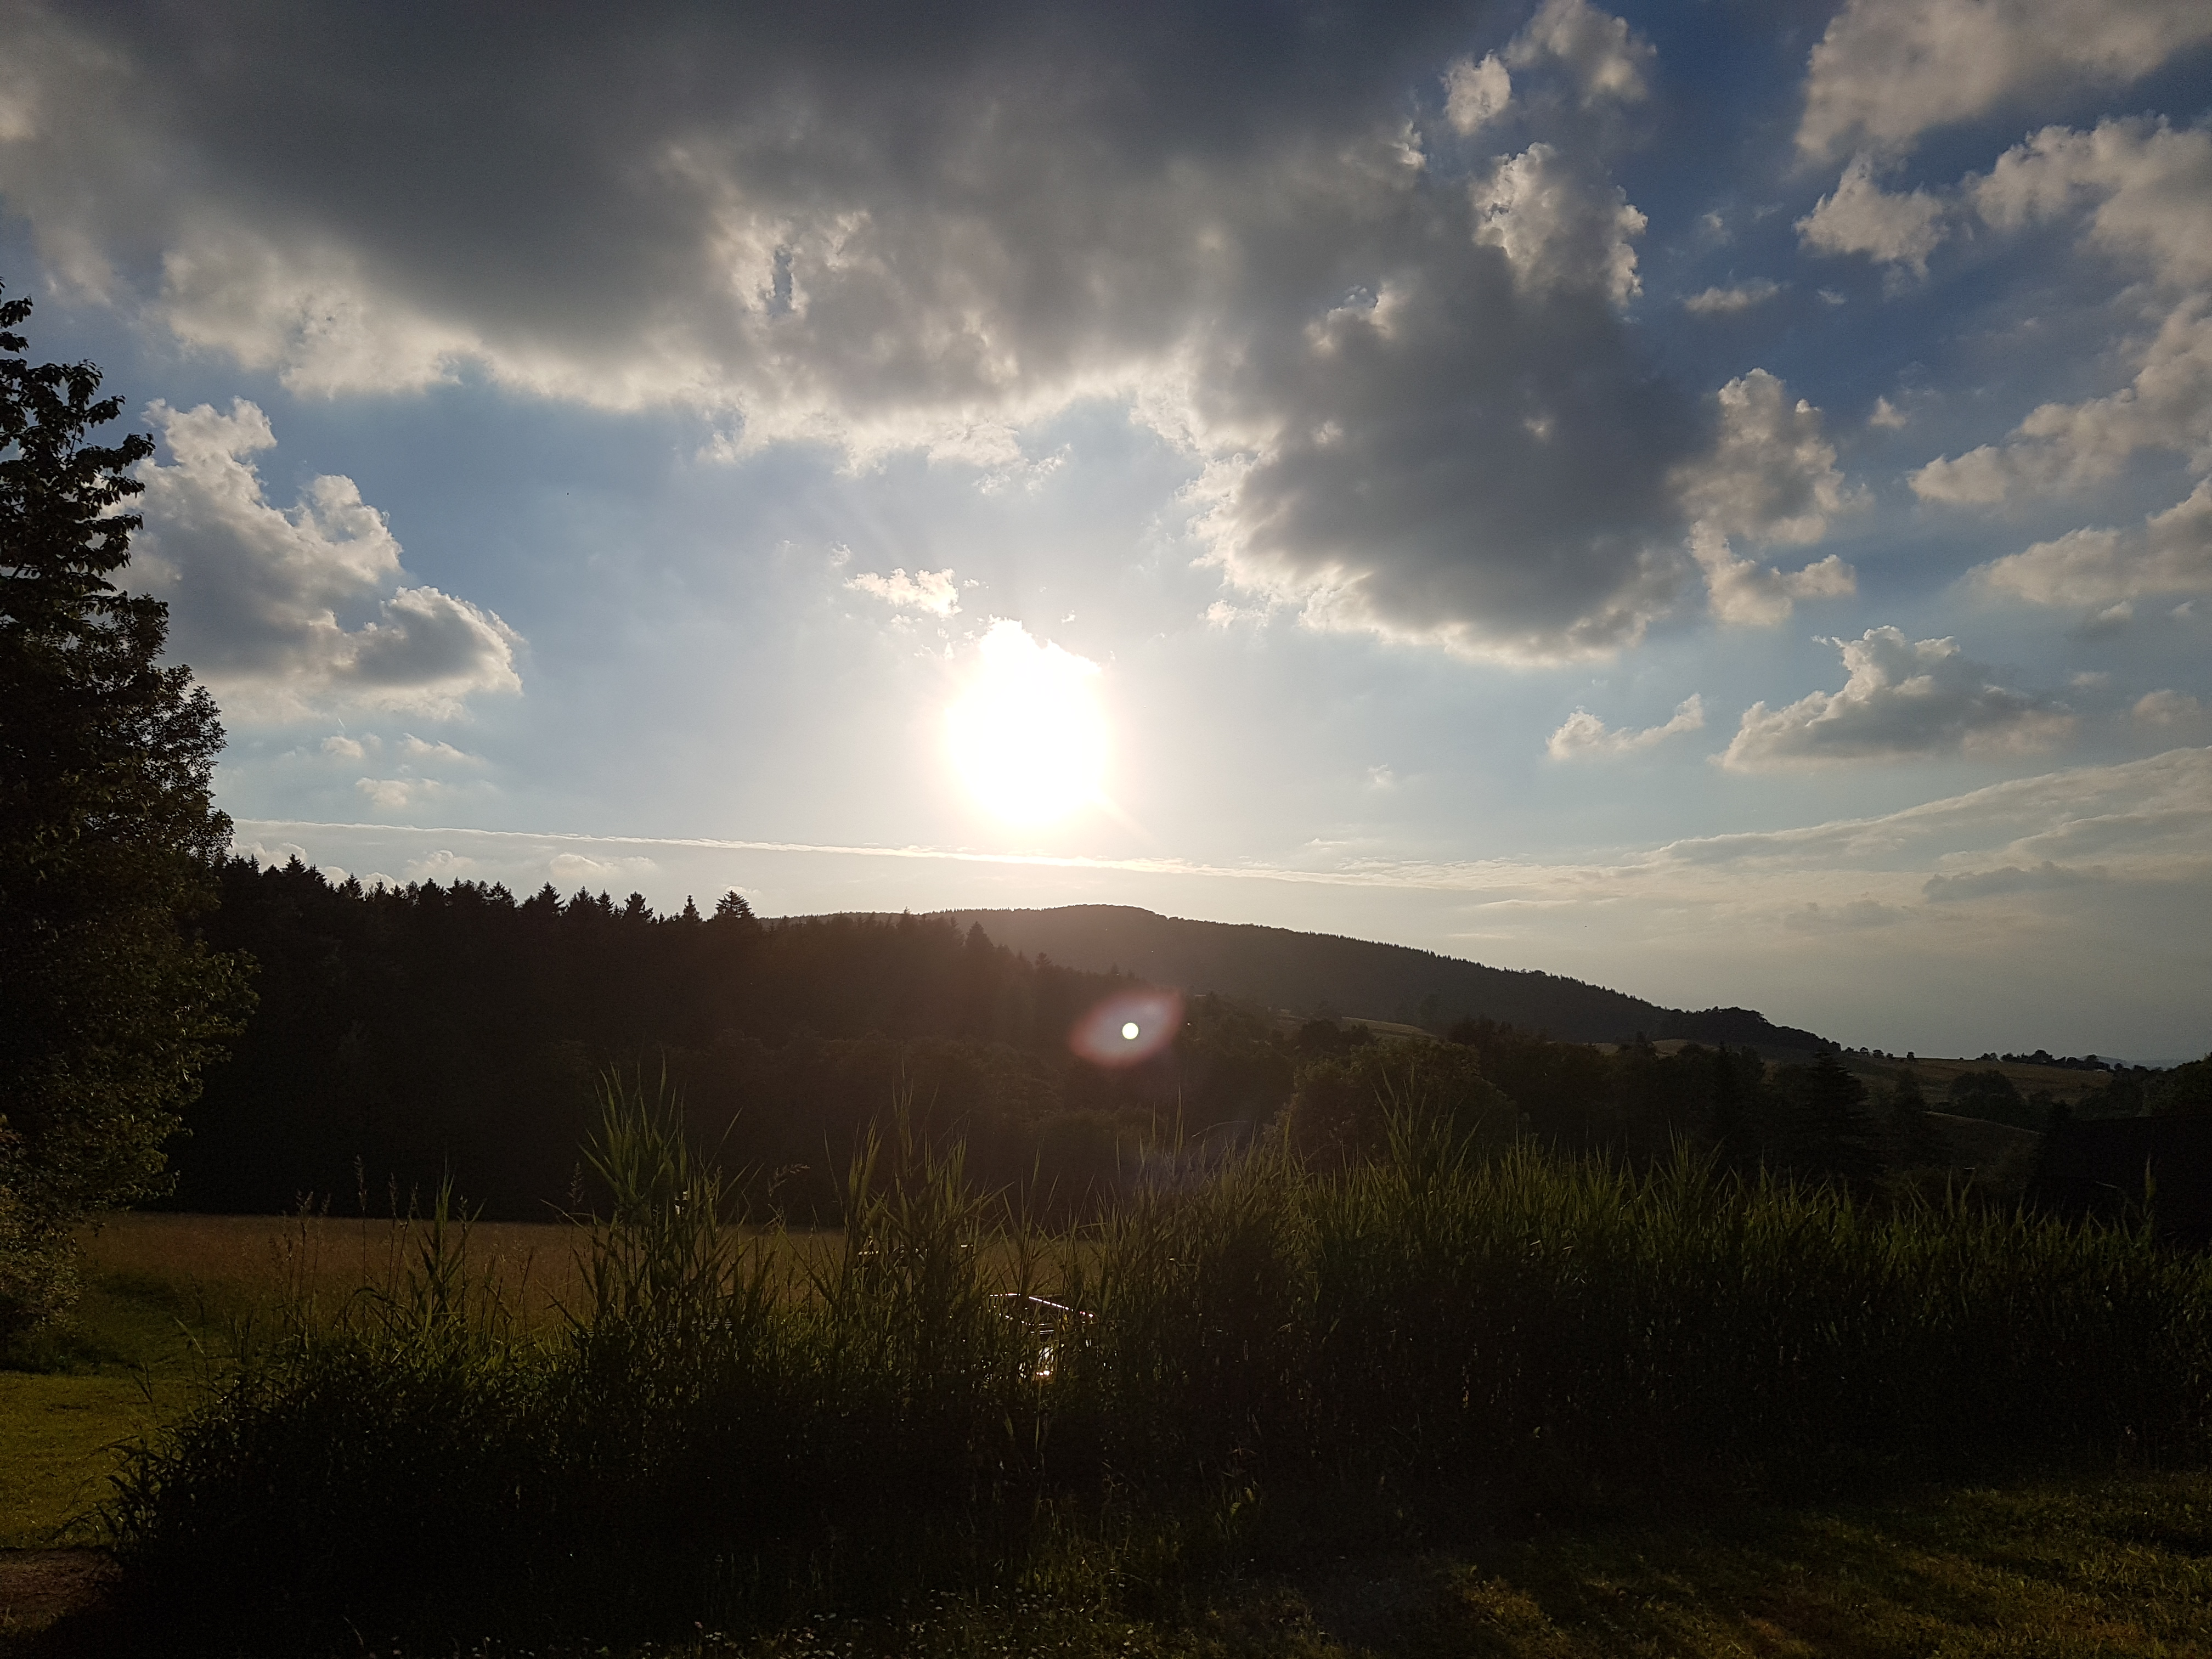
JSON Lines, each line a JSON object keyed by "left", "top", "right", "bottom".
{"left": 929, "top": 905, "right": 1835, "bottom": 1055}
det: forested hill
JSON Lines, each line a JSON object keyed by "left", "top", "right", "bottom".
{"left": 176, "top": 862, "right": 1835, "bottom": 1222}
{"left": 934, "top": 906, "right": 1835, "bottom": 1054}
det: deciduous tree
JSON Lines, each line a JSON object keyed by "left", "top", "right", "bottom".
{"left": 0, "top": 287, "right": 252, "bottom": 1337}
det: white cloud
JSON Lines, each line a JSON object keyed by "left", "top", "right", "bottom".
{"left": 1674, "top": 370, "right": 1855, "bottom": 547}
{"left": 1442, "top": 54, "right": 1510, "bottom": 134}
{"left": 1692, "top": 529, "right": 1857, "bottom": 627}
{"left": 320, "top": 734, "right": 370, "bottom": 761}
{"left": 845, "top": 567, "right": 961, "bottom": 616}
{"left": 402, "top": 849, "right": 488, "bottom": 884}
{"left": 132, "top": 400, "right": 523, "bottom": 720}
{"left": 1795, "top": 154, "right": 1948, "bottom": 275}
{"left": 1974, "top": 118, "right": 2212, "bottom": 290}
{"left": 1503, "top": 0, "right": 1654, "bottom": 109}
{"left": 1669, "top": 372, "right": 1858, "bottom": 625}
{"left": 1721, "top": 627, "right": 2073, "bottom": 769}
{"left": 1473, "top": 142, "right": 1647, "bottom": 306}
{"left": 1796, "top": 0, "right": 2212, "bottom": 160}
{"left": 1912, "top": 304, "right": 2212, "bottom": 503}
{"left": 1910, "top": 124, "right": 2212, "bottom": 506}
{"left": 1869, "top": 396, "right": 1909, "bottom": 430}
{"left": 1968, "top": 475, "right": 2212, "bottom": 605}
{"left": 398, "top": 735, "right": 483, "bottom": 765}
{"left": 2134, "top": 689, "right": 2206, "bottom": 725}
{"left": 1545, "top": 695, "right": 1704, "bottom": 759}
{"left": 1681, "top": 279, "right": 1781, "bottom": 315}
{"left": 356, "top": 777, "right": 442, "bottom": 812}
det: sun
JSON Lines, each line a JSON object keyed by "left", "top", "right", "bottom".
{"left": 945, "top": 620, "right": 1107, "bottom": 827}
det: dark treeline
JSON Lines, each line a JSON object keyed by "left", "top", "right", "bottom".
{"left": 176, "top": 855, "right": 2052, "bottom": 1223}
{"left": 1933, "top": 1060, "right": 2211, "bottom": 1132}
{"left": 178, "top": 856, "right": 1304, "bottom": 1221}
{"left": 1431, "top": 1018, "right": 1916, "bottom": 1192}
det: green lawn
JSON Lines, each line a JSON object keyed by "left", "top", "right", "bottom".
{"left": 0, "top": 1373, "right": 157, "bottom": 1548}
{"left": 0, "top": 1262, "right": 212, "bottom": 1548}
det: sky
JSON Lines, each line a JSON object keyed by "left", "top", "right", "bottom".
{"left": 3, "top": 0, "right": 2209, "bottom": 1063}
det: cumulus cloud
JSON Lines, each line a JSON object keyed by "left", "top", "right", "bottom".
{"left": 1669, "top": 371, "right": 1858, "bottom": 625}
{"left": 1443, "top": 54, "right": 1511, "bottom": 134}
{"left": 1974, "top": 118, "right": 2212, "bottom": 289}
{"left": 1968, "top": 475, "right": 2212, "bottom": 605}
{"left": 1545, "top": 695, "right": 1704, "bottom": 759}
{"left": 1692, "top": 530, "right": 1857, "bottom": 628}
{"left": 2134, "top": 689, "right": 2206, "bottom": 725}
{"left": 1721, "top": 627, "right": 2073, "bottom": 769}
{"left": 399, "top": 735, "right": 483, "bottom": 765}
{"left": 1916, "top": 307, "right": 2212, "bottom": 503}
{"left": 1502, "top": 0, "right": 1654, "bottom": 109}
{"left": 0, "top": 1, "right": 1690, "bottom": 664}
{"left": 1473, "top": 143, "right": 1647, "bottom": 306}
{"left": 1795, "top": 154, "right": 1948, "bottom": 275}
{"left": 1796, "top": 0, "right": 2212, "bottom": 160}
{"left": 846, "top": 567, "right": 961, "bottom": 616}
{"left": 1675, "top": 370, "right": 1854, "bottom": 546}
{"left": 1912, "top": 124, "right": 2212, "bottom": 504}
{"left": 132, "top": 400, "right": 523, "bottom": 720}
{"left": 402, "top": 849, "right": 489, "bottom": 883}
{"left": 1681, "top": 279, "right": 1780, "bottom": 315}
{"left": 356, "top": 777, "right": 442, "bottom": 812}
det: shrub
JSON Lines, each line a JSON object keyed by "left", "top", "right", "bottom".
{"left": 109, "top": 1080, "right": 2212, "bottom": 1653}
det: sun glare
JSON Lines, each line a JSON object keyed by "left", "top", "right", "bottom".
{"left": 945, "top": 619, "right": 1107, "bottom": 827}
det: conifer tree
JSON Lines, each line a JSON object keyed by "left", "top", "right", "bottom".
{"left": 0, "top": 289, "right": 252, "bottom": 1336}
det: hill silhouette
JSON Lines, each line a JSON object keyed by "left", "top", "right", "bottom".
{"left": 933, "top": 905, "right": 1835, "bottom": 1054}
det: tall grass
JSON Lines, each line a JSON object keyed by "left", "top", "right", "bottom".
{"left": 109, "top": 1082, "right": 2212, "bottom": 1654}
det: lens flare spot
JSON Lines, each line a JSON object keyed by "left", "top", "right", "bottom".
{"left": 1071, "top": 990, "right": 1183, "bottom": 1068}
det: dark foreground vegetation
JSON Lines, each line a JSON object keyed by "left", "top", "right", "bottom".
{"left": 91, "top": 1073, "right": 2212, "bottom": 1656}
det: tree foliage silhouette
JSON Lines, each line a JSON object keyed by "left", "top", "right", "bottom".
{"left": 0, "top": 287, "right": 252, "bottom": 1336}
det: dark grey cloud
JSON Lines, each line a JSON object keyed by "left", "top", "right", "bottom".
{"left": 3, "top": 0, "right": 1714, "bottom": 658}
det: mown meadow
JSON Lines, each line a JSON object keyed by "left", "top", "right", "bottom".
{"left": 9, "top": 1067, "right": 2201, "bottom": 1657}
